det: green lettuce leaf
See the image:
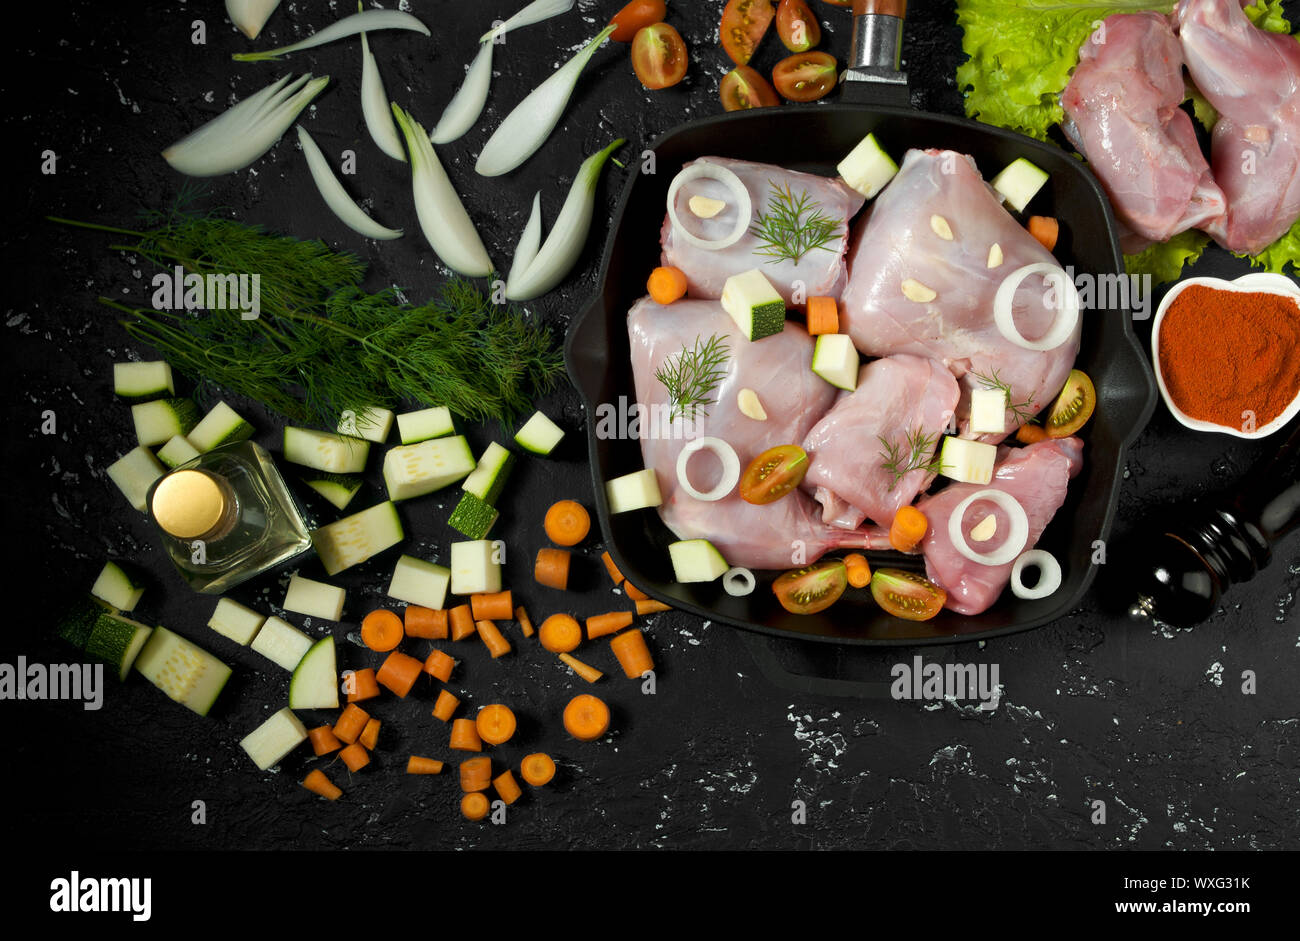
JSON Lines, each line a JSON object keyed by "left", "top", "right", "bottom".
{"left": 1125, "top": 230, "right": 1211, "bottom": 283}
{"left": 957, "top": 0, "right": 1299, "bottom": 283}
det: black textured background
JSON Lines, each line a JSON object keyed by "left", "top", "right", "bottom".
{"left": 2, "top": 0, "right": 1297, "bottom": 854}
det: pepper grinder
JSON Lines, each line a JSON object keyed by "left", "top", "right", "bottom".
{"left": 1121, "top": 420, "right": 1300, "bottom": 626}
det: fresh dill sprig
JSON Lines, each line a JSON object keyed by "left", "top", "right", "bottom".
{"left": 749, "top": 181, "right": 841, "bottom": 265}
{"left": 878, "top": 427, "right": 945, "bottom": 491}
{"left": 654, "top": 333, "right": 731, "bottom": 422}
{"left": 52, "top": 208, "right": 563, "bottom": 427}
{"left": 969, "top": 367, "right": 1039, "bottom": 425}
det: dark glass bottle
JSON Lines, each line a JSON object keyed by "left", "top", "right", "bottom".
{"left": 1123, "top": 421, "right": 1300, "bottom": 626}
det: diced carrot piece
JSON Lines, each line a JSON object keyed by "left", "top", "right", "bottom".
{"left": 805, "top": 296, "right": 840, "bottom": 335}
{"left": 461, "top": 791, "right": 490, "bottom": 821}
{"left": 563, "top": 694, "right": 611, "bottom": 742}
{"left": 424, "top": 648, "right": 456, "bottom": 682}
{"left": 586, "top": 610, "right": 634, "bottom": 639}
{"left": 360, "top": 608, "right": 404, "bottom": 652}
{"left": 432, "top": 688, "right": 460, "bottom": 722}
{"left": 515, "top": 605, "right": 536, "bottom": 638}
{"left": 1027, "top": 215, "right": 1059, "bottom": 252}
{"left": 539, "top": 613, "right": 582, "bottom": 653}
{"left": 601, "top": 551, "right": 625, "bottom": 587}
{"left": 559, "top": 652, "right": 603, "bottom": 683}
{"left": 534, "top": 548, "right": 571, "bottom": 590}
{"left": 888, "top": 506, "right": 929, "bottom": 553}
{"left": 1017, "top": 423, "right": 1049, "bottom": 444}
{"left": 623, "top": 581, "right": 650, "bottom": 602}
{"left": 636, "top": 599, "right": 671, "bottom": 615}
{"left": 449, "top": 604, "right": 476, "bottom": 641}
{"left": 450, "top": 717, "right": 483, "bottom": 752}
{"left": 375, "top": 651, "right": 423, "bottom": 698}
{"left": 333, "top": 704, "right": 370, "bottom": 744}
{"left": 476, "top": 619, "right": 512, "bottom": 658}
{"left": 308, "top": 725, "right": 343, "bottom": 756}
{"left": 610, "top": 629, "right": 655, "bottom": 679}
{"left": 344, "top": 667, "right": 381, "bottom": 703}
{"left": 470, "top": 590, "right": 514, "bottom": 622}
{"left": 405, "top": 605, "right": 448, "bottom": 640}
{"left": 460, "top": 756, "right": 492, "bottom": 792}
{"left": 339, "top": 742, "right": 370, "bottom": 772}
{"left": 544, "top": 500, "right": 591, "bottom": 547}
{"left": 476, "top": 704, "right": 517, "bottom": 746}
{"left": 359, "top": 717, "right": 381, "bottom": 750}
{"left": 520, "top": 753, "right": 556, "bottom": 787}
{"left": 493, "top": 769, "right": 523, "bottom": 805}
{"left": 406, "top": 756, "right": 444, "bottom": 774}
{"left": 302, "top": 768, "right": 342, "bottom": 800}
{"left": 844, "top": 553, "right": 871, "bottom": 589}
{"left": 647, "top": 265, "right": 689, "bottom": 305}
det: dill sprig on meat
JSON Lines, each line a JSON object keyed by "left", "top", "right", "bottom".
{"left": 968, "top": 367, "right": 1039, "bottom": 426}
{"left": 749, "top": 181, "right": 842, "bottom": 265}
{"left": 878, "top": 427, "right": 945, "bottom": 491}
{"left": 654, "top": 333, "right": 731, "bottom": 423}
{"left": 51, "top": 207, "right": 564, "bottom": 427}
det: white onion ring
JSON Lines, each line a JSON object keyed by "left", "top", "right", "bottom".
{"left": 1010, "top": 549, "right": 1062, "bottom": 600}
{"left": 948, "top": 489, "right": 1030, "bottom": 566}
{"left": 675, "top": 437, "right": 740, "bottom": 502}
{"left": 993, "top": 263, "right": 1080, "bottom": 351}
{"left": 666, "top": 162, "right": 753, "bottom": 252}
{"left": 723, "top": 566, "right": 756, "bottom": 597}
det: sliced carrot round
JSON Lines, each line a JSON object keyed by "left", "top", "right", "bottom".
{"left": 459, "top": 756, "right": 493, "bottom": 792}
{"left": 544, "top": 500, "right": 591, "bottom": 547}
{"left": 461, "top": 791, "right": 490, "bottom": 821}
{"left": 843, "top": 553, "right": 872, "bottom": 589}
{"left": 521, "top": 752, "right": 556, "bottom": 787}
{"left": 538, "top": 613, "right": 583, "bottom": 653}
{"left": 563, "top": 693, "right": 611, "bottom": 742}
{"left": 888, "top": 506, "right": 929, "bottom": 553}
{"left": 647, "top": 265, "right": 689, "bottom": 305}
{"left": 476, "top": 704, "right": 517, "bottom": 746}
{"left": 361, "top": 609, "right": 404, "bottom": 652}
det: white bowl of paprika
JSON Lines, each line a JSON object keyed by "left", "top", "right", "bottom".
{"left": 1151, "top": 272, "right": 1300, "bottom": 439}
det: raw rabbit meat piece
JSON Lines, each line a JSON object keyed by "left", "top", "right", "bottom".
{"left": 1173, "top": 0, "right": 1300, "bottom": 254}
{"left": 802, "top": 354, "right": 960, "bottom": 530}
{"left": 660, "top": 157, "right": 865, "bottom": 305}
{"left": 916, "top": 437, "right": 1084, "bottom": 616}
{"left": 1060, "top": 12, "right": 1226, "bottom": 253}
{"left": 627, "top": 296, "right": 890, "bottom": 570}
{"left": 838, "top": 149, "right": 1081, "bottom": 440}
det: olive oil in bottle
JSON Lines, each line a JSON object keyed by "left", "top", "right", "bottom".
{"left": 146, "top": 440, "right": 312, "bottom": 594}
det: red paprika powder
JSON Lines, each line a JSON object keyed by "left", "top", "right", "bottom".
{"left": 1158, "top": 285, "right": 1300, "bottom": 430}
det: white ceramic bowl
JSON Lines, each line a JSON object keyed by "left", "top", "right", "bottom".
{"left": 1150, "top": 272, "right": 1300, "bottom": 439}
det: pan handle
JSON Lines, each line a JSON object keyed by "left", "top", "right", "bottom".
{"left": 850, "top": 0, "right": 905, "bottom": 73}
{"left": 844, "top": 0, "right": 909, "bottom": 108}
{"left": 738, "top": 630, "right": 957, "bottom": 700}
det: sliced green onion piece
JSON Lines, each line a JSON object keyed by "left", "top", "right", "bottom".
{"left": 390, "top": 103, "right": 493, "bottom": 277}
{"left": 296, "top": 126, "right": 402, "bottom": 241}
{"left": 505, "top": 139, "right": 625, "bottom": 300}
{"left": 476, "top": 24, "right": 616, "bottom": 177}
{"left": 232, "top": 9, "right": 429, "bottom": 62}
{"left": 162, "top": 73, "right": 329, "bottom": 178}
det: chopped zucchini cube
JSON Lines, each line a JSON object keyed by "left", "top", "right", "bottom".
{"left": 969, "top": 388, "right": 1008, "bottom": 435}
{"left": 250, "top": 615, "right": 314, "bottom": 672}
{"left": 668, "top": 539, "right": 729, "bottom": 583}
{"left": 448, "top": 491, "right": 499, "bottom": 540}
{"left": 811, "top": 333, "right": 860, "bottom": 391}
{"left": 605, "top": 468, "right": 662, "bottom": 514}
{"left": 721, "top": 269, "right": 786, "bottom": 341}
{"left": 449, "top": 540, "right": 502, "bottom": 595}
{"left": 938, "top": 436, "right": 998, "bottom": 485}
{"left": 207, "top": 597, "right": 266, "bottom": 646}
{"left": 387, "top": 554, "right": 452, "bottom": 610}
{"left": 282, "top": 573, "right": 346, "bottom": 621}
{"left": 514, "top": 411, "right": 565, "bottom": 456}
{"left": 239, "top": 707, "right": 308, "bottom": 771}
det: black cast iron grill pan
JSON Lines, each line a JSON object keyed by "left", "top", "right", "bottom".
{"left": 565, "top": 1, "right": 1157, "bottom": 646}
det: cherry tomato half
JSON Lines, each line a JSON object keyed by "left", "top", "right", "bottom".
{"left": 721, "top": 0, "right": 776, "bottom": 66}
{"left": 870, "top": 569, "right": 947, "bottom": 621}
{"left": 609, "top": 0, "right": 667, "bottom": 44}
{"left": 1046, "top": 369, "right": 1096, "bottom": 438}
{"left": 772, "top": 51, "right": 838, "bottom": 102}
{"left": 720, "top": 65, "right": 780, "bottom": 111}
{"left": 740, "top": 444, "right": 809, "bottom": 504}
{"left": 631, "top": 23, "right": 689, "bottom": 90}
{"left": 773, "top": 559, "right": 848, "bottom": 615}
{"left": 776, "top": 0, "right": 821, "bottom": 52}
{"left": 818, "top": 0, "right": 852, "bottom": 6}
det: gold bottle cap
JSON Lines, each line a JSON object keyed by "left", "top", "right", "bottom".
{"left": 151, "top": 470, "right": 227, "bottom": 540}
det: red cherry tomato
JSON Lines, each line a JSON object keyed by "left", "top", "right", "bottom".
{"left": 776, "top": 0, "right": 821, "bottom": 52}
{"left": 609, "top": 0, "right": 667, "bottom": 44}
{"left": 773, "top": 559, "right": 848, "bottom": 615}
{"left": 772, "top": 51, "right": 838, "bottom": 102}
{"left": 739, "top": 445, "right": 809, "bottom": 504}
{"left": 720, "top": 0, "right": 776, "bottom": 66}
{"left": 870, "top": 569, "right": 947, "bottom": 621}
{"left": 720, "top": 65, "right": 781, "bottom": 111}
{"left": 631, "top": 23, "right": 689, "bottom": 90}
